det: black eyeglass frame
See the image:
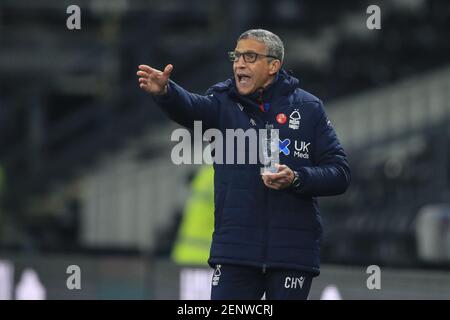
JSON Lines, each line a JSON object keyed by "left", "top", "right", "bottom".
{"left": 228, "top": 51, "right": 279, "bottom": 63}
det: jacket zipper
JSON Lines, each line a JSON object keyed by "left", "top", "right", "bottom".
{"left": 262, "top": 184, "right": 269, "bottom": 275}
{"left": 258, "top": 90, "right": 270, "bottom": 275}
{"left": 262, "top": 120, "right": 271, "bottom": 274}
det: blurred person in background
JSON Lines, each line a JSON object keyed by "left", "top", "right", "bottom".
{"left": 171, "top": 165, "right": 215, "bottom": 300}
{"left": 137, "top": 29, "right": 350, "bottom": 300}
{"left": 171, "top": 165, "right": 214, "bottom": 265}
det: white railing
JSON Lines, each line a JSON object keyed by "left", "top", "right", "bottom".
{"left": 327, "top": 65, "right": 450, "bottom": 150}
{"left": 79, "top": 124, "right": 192, "bottom": 251}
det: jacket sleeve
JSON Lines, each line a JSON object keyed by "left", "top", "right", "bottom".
{"left": 151, "top": 80, "right": 220, "bottom": 130}
{"left": 295, "top": 101, "right": 351, "bottom": 197}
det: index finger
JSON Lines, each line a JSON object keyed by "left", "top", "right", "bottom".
{"left": 266, "top": 170, "right": 290, "bottom": 181}
{"left": 263, "top": 172, "right": 282, "bottom": 180}
{"left": 138, "top": 64, "right": 160, "bottom": 74}
{"left": 275, "top": 164, "right": 288, "bottom": 172}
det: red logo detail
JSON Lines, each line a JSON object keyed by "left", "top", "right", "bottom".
{"left": 276, "top": 113, "right": 287, "bottom": 124}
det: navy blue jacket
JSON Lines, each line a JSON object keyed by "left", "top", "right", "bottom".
{"left": 153, "top": 69, "right": 350, "bottom": 276}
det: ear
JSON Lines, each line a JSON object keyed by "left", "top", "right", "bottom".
{"left": 269, "top": 59, "right": 281, "bottom": 76}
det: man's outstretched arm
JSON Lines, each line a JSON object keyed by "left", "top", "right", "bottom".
{"left": 137, "top": 64, "right": 220, "bottom": 129}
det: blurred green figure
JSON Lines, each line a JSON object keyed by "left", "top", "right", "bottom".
{"left": 171, "top": 165, "right": 215, "bottom": 265}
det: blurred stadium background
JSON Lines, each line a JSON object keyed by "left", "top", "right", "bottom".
{"left": 1, "top": 0, "right": 450, "bottom": 299}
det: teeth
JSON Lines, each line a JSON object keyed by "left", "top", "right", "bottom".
{"left": 239, "top": 76, "right": 251, "bottom": 85}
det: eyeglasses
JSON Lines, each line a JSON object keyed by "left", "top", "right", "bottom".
{"left": 228, "top": 51, "right": 278, "bottom": 63}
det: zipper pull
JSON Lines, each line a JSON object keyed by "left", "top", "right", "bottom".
{"left": 262, "top": 264, "right": 267, "bottom": 274}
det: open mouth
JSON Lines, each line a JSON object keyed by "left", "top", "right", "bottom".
{"left": 237, "top": 75, "right": 252, "bottom": 86}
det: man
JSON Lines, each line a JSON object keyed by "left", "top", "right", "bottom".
{"left": 137, "top": 29, "right": 350, "bottom": 300}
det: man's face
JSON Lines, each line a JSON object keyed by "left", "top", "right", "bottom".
{"left": 233, "top": 39, "right": 279, "bottom": 95}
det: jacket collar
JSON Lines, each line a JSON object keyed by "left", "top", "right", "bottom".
{"left": 228, "top": 69, "right": 299, "bottom": 111}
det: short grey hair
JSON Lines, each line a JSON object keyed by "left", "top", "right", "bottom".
{"left": 238, "top": 29, "right": 284, "bottom": 62}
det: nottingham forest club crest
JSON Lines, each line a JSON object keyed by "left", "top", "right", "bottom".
{"left": 289, "top": 110, "right": 301, "bottom": 130}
